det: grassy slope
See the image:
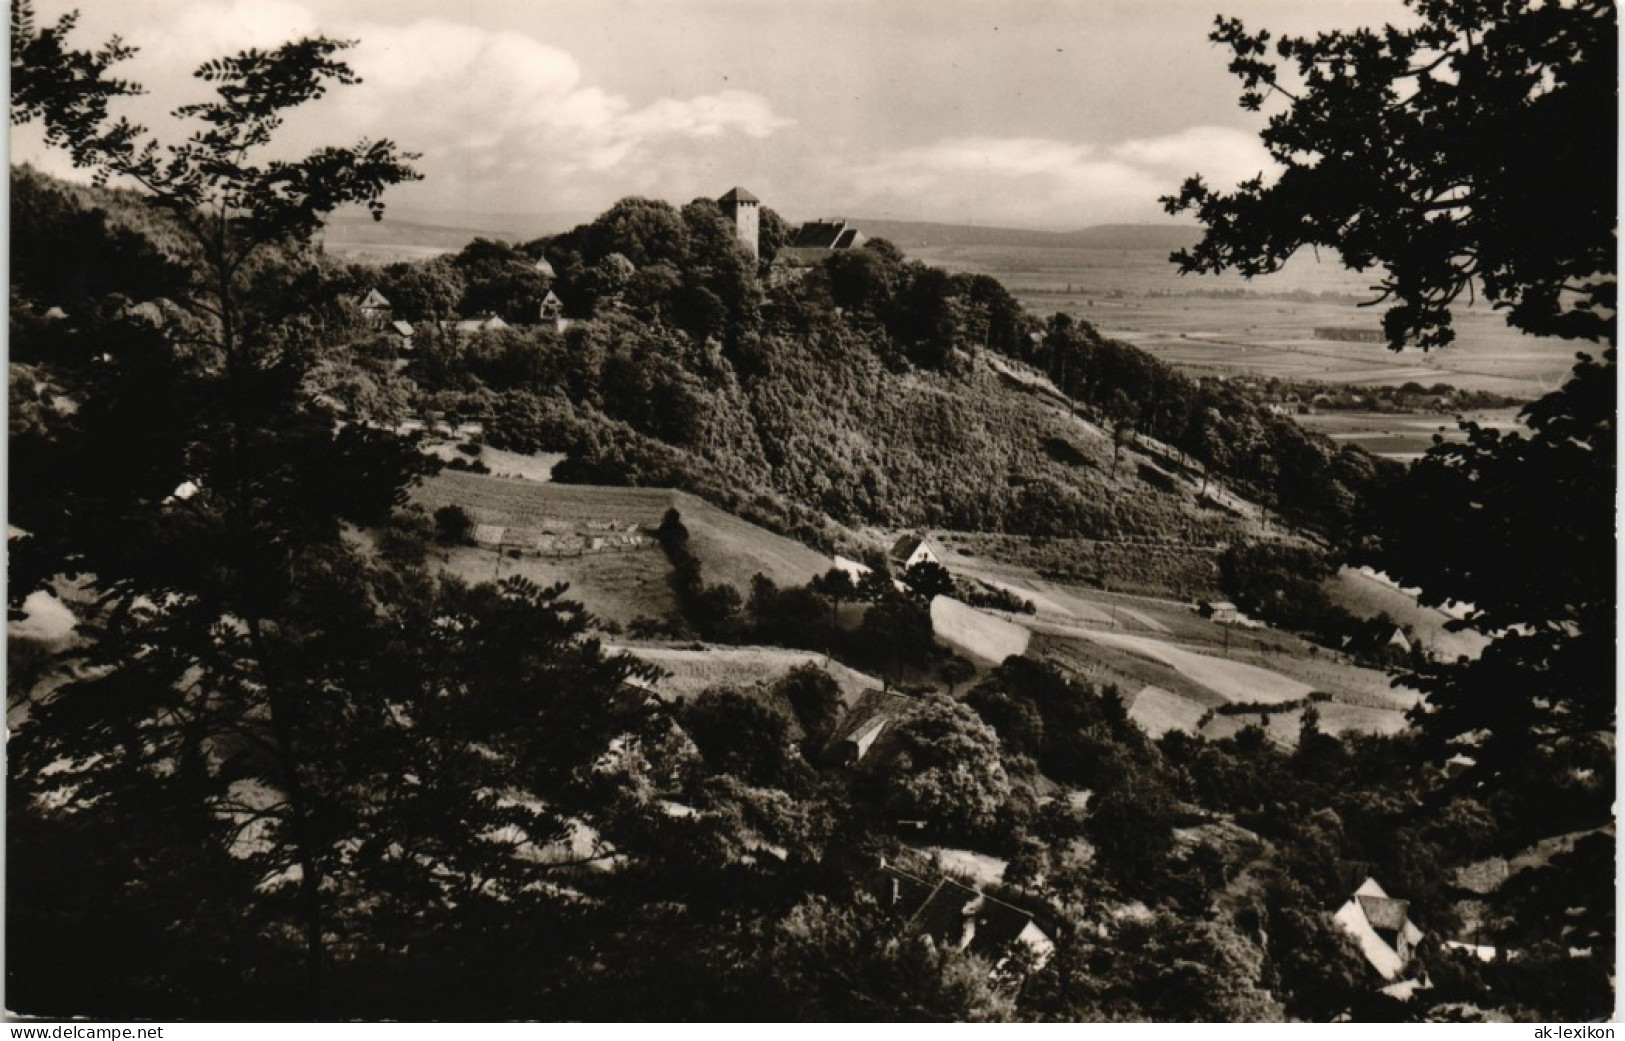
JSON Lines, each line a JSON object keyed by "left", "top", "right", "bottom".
{"left": 609, "top": 644, "right": 882, "bottom": 711}
{"left": 670, "top": 490, "right": 832, "bottom": 591}
{"left": 410, "top": 471, "right": 833, "bottom": 624}
{"left": 1323, "top": 566, "right": 1488, "bottom": 661}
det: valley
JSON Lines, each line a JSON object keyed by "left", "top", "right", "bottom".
{"left": 904, "top": 242, "right": 1579, "bottom": 401}
{"left": 400, "top": 451, "right": 1421, "bottom": 752}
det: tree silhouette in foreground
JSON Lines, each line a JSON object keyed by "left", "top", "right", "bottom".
{"left": 1164, "top": 0, "right": 1615, "bottom": 352}
{"left": 1166, "top": 0, "right": 1615, "bottom": 780}
{"left": 1166, "top": 1, "right": 1614, "bottom": 1016}
{"left": 5, "top": 2, "right": 668, "bottom": 1020}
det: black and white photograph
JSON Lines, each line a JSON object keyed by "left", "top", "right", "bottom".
{"left": 6, "top": 0, "right": 1616, "bottom": 1024}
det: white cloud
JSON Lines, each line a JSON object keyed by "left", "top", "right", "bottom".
{"left": 14, "top": 1, "right": 794, "bottom": 218}
{"left": 842, "top": 127, "right": 1274, "bottom": 227}
{"left": 1108, "top": 125, "right": 1274, "bottom": 190}
{"left": 12, "top": 1, "right": 1274, "bottom": 229}
{"left": 324, "top": 14, "right": 792, "bottom": 211}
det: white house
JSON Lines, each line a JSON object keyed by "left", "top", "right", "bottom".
{"left": 889, "top": 534, "right": 943, "bottom": 572}
{"left": 1333, "top": 877, "right": 1425, "bottom": 981}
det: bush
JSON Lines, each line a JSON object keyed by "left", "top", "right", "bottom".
{"left": 433, "top": 504, "right": 474, "bottom": 546}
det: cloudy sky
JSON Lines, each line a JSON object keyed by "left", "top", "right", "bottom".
{"left": 12, "top": 0, "right": 1412, "bottom": 230}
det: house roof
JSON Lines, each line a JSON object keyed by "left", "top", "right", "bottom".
{"left": 390, "top": 320, "right": 415, "bottom": 337}
{"left": 847, "top": 716, "right": 889, "bottom": 759}
{"left": 888, "top": 867, "right": 1051, "bottom": 962}
{"left": 1358, "top": 895, "right": 1412, "bottom": 933}
{"left": 718, "top": 186, "right": 760, "bottom": 204}
{"left": 533, "top": 257, "right": 557, "bottom": 277}
{"left": 452, "top": 315, "right": 509, "bottom": 335}
{"left": 359, "top": 288, "right": 391, "bottom": 309}
{"left": 773, "top": 245, "right": 841, "bottom": 267}
{"left": 789, "top": 220, "right": 852, "bottom": 249}
{"left": 890, "top": 534, "right": 936, "bottom": 562}
{"left": 880, "top": 864, "right": 938, "bottom": 910}
{"left": 1335, "top": 878, "right": 1424, "bottom": 980}
{"left": 826, "top": 687, "right": 911, "bottom": 760}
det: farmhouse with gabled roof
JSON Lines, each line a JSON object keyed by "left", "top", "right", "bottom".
{"left": 889, "top": 534, "right": 943, "bottom": 572}
{"left": 877, "top": 862, "right": 1055, "bottom": 972}
{"left": 1333, "top": 877, "right": 1424, "bottom": 981}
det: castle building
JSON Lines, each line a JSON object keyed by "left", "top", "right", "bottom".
{"left": 717, "top": 186, "right": 760, "bottom": 261}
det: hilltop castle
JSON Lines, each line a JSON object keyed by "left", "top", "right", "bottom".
{"left": 717, "top": 186, "right": 866, "bottom": 274}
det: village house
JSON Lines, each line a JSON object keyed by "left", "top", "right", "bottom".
{"left": 387, "top": 319, "right": 415, "bottom": 352}
{"left": 448, "top": 314, "right": 510, "bottom": 337}
{"left": 1198, "top": 600, "right": 1239, "bottom": 624}
{"left": 834, "top": 714, "right": 890, "bottom": 765}
{"left": 355, "top": 288, "right": 393, "bottom": 327}
{"left": 876, "top": 862, "right": 1055, "bottom": 973}
{"left": 537, "top": 289, "right": 573, "bottom": 331}
{"left": 1334, "top": 877, "right": 1425, "bottom": 982}
{"left": 889, "top": 534, "right": 943, "bottom": 572}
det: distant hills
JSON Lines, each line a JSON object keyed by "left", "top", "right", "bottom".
{"left": 320, "top": 203, "right": 1202, "bottom": 258}
{"left": 849, "top": 219, "right": 1202, "bottom": 252}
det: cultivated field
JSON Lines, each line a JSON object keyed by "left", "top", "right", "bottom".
{"left": 1295, "top": 407, "right": 1526, "bottom": 462}
{"left": 410, "top": 472, "right": 835, "bottom": 623}
{"left": 670, "top": 490, "right": 832, "bottom": 591}
{"left": 930, "top": 595, "right": 1032, "bottom": 664}
{"left": 1127, "top": 685, "right": 1209, "bottom": 737}
{"left": 1324, "top": 566, "right": 1488, "bottom": 661}
{"left": 931, "top": 542, "right": 1414, "bottom": 746}
{"left": 323, "top": 243, "right": 455, "bottom": 263}
{"left": 433, "top": 541, "right": 674, "bottom": 626}
{"left": 906, "top": 243, "right": 1580, "bottom": 398}
{"left": 421, "top": 443, "right": 567, "bottom": 481}
{"left": 608, "top": 643, "right": 883, "bottom": 711}
{"left": 407, "top": 468, "right": 1419, "bottom": 749}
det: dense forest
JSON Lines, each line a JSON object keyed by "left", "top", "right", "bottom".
{"left": 8, "top": 0, "right": 1614, "bottom": 1024}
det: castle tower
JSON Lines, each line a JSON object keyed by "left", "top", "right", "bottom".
{"left": 717, "top": 186, "right": 760, "bottom": 261}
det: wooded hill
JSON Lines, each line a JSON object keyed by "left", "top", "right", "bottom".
{"left": 12, "top": 166, "right": 1389, "bottom": 571}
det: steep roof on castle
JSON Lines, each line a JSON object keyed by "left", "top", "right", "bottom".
{"left": 718, "top": 186, "right": 760, "bottom": 204}
{"left": 773, "top": 246, "right": 838, "bottom": 268}
{"left": 789, "top": 220, "right": 851, "bottom": 249}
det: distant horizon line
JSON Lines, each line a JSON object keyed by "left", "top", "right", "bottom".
{"left": 329, "top": 200, "right": 1201, "bottom": 240}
